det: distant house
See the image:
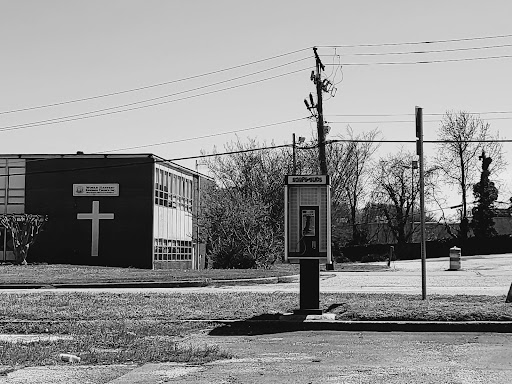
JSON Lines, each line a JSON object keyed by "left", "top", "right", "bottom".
{"left": 0, "top": 154, "right": 211, "bottom": 269}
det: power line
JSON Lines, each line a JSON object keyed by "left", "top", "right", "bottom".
{"left": 103, "top": 136, "right": 512, "bottom": 158}
{"left": 0, "top": 67, "right": 310, "bottom": 132}
{"left": 326, "top": 139, "right": 512, "bottom": 144}
{"left": 317, "top": 33, "right": 512, "bottom": 48}
{"left": 5, "top": 33, "right": 512, "bottom": 116}
{"left": 94, "top": 126, "right": 512, "bottom": 155}
{"left": 328, "top": 117, "right": 512, "bottom": 124}
{"left": 4, "top": 33, "right": 512, "bottom": 116}
{"left": 0, "top": 117, "right": 310, "bottom": 169}
{"left": 0, "top": 47, "right": 311, "bottom": 116}
{"left": 98, "top": 117, "right": 309, "bottom": 153}
{"left": 4, "top": 136, "right": 512, "bottom": 178}
{"left": 1, "top": 143, "right": 295, "bottom": 178}
{"left": 0, "top": 59, "right": 309, "bottom": 130}
{"left": 325, "top": 54, "right": 512, "bottom": 66}
{"left": 322, "top": 43, "right": 512, "bottom": 57}
{"left": 326, "top": 111, "right": 512, "bottom": 117}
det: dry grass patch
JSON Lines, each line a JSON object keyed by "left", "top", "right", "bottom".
{"left": 0, "top": 262, "right": 387, "bottom": 286}
{"left": 0, "top": 320, "right": 229, "bottom": 367}
{"left": 2, "top": 292, "right": 511, "bottom": 323}
{"left": 0, "top": 264, "right": 299, "bottom": 285}
{"left": 1, "top": 291, "right": 511, "bottom": 366}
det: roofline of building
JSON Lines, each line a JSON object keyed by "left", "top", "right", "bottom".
{"left": 151, "top": 154, "right": 213, "bottom": 180}
{"left": 0, "top": 153, "right": 213, "bottom": 181}
{"left": 0, "top": 153, "right": 154, "bottom": 159}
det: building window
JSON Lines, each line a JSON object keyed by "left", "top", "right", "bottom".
{"left": 154, "top": 238, "right": 192, "bottom": 261}
{"left": 154, "top": 167, "right": 193, "bottom": 211}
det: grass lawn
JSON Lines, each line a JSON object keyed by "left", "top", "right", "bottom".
{"left": 1, "top": 291, "right": 511, "bottom": 367}
{"left": 0, "top": 262, "right": 387, "bottom": 285}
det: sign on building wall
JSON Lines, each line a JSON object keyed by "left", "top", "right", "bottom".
{"left": 284, "top": 175, "right": 331, "bottom": 263}
{"left": 73, "top": 184, "right": 119, "bottom": 196}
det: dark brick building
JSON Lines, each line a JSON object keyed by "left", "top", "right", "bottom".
{"left": 0, "top": 154, "right": 210, "bottom": 269}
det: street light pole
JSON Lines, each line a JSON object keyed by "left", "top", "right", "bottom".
{"left": 293, "top": 133, "right": 297, "bottom": 175}
{"left": 292, "top": 134, "right": 305, "bottom": 175}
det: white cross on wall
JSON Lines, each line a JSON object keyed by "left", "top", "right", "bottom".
{"left": 77, "top": 200, "right": 114, "bottom": 257}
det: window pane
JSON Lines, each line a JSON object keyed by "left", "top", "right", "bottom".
{"left": 8, "top": 175, "right": 24, "bottom": 189}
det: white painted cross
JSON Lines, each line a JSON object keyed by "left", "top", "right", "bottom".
{"left": 77, "top": 200, "right": 114, "bottom": 256}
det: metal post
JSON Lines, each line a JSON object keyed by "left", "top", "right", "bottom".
{"left": 411, "top": 164, "right": 414, "bottom": 237}
{"left": 416, "top": 106, "right": 427, "bottom": 300}
{"left": 293, "top": 133, "right": 297, "bottom": 175}
{"left": 2, "top": 160, "right": 9, "bottom": 261}
{"left": 411, "top": 160, "right": 418, "bottom": 238}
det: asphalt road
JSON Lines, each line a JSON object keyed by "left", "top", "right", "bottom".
{"left": 4, "top": 331, "right": 512, "bottom": 384}
{"left": 153, "top": 330, "right": 512, "bottom": 384}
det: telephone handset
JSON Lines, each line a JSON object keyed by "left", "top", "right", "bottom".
{"left": 300, "top": 206, "right": 319, "bottom": 253}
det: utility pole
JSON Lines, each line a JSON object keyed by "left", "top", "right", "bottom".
{"left": 304, "top": 47, "right": 331, "bottom": 174}
{"left": 313, "top": 47, "right": 327, "bottom": 175}
{"left": 299, "top": 47, "right": 334, "bottom": 309}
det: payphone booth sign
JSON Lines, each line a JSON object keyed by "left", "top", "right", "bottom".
{"left": 284, "top": 175, "right": 331, "bottom": 263}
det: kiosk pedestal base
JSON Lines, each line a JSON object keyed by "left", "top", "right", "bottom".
{"left": 293, "top": 309, "right": 323, "bottom": 315}
{"left": 298, "top": 259, "right": 322, "bottom": 315}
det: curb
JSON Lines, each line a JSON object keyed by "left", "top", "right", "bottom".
{"left": 211, "top": 276, "right": 279, "bottom": 286}
{"left": 211, "top": 275, "right": 300, "bottom": 286}
{"left": 53, "top": 280, "right": 210, "bottom": 289}
{"left": 0, "top": 275, "right": 300, "bottom": 290}
{"left": 0, "top": 281, "right": 209, "bottom": 290}
{"left": 211, "top": 319, "right": 512, "bottom": 333}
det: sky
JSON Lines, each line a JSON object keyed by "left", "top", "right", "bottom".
{"left": 1, "top": 0, "right": 511, "bottom": 214}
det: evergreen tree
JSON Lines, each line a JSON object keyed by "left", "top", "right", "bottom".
{"left": 471, "top": 151, "right": 498, "bottom": 238}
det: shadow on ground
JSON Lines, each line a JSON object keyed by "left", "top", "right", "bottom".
{"left": 208, "top": 302, "right": 352, "bottom": 336}
{"left": 208, "top": 314, "right": 322, "bottom": 336}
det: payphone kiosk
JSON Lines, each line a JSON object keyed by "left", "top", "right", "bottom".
{"left": 284, "top": 175, "right": 331, "bottom": 263}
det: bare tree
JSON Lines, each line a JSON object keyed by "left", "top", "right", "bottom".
{"left": 200, "top": 139, "right": 289, "bottom": 268}
{"left": 294, "top": 127, "right": 380, "bottom": 245}
{"left": 0, "top": 214, "right": 47, "bottom": 265}
{"left": 372, "top": 150, "right": 438, "bottom": 249}
{"left": 337, "top": 127, "right": 380, "bottom": 244}
{"left": 436, "top": 111, "right": 504, "bottom": 240}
